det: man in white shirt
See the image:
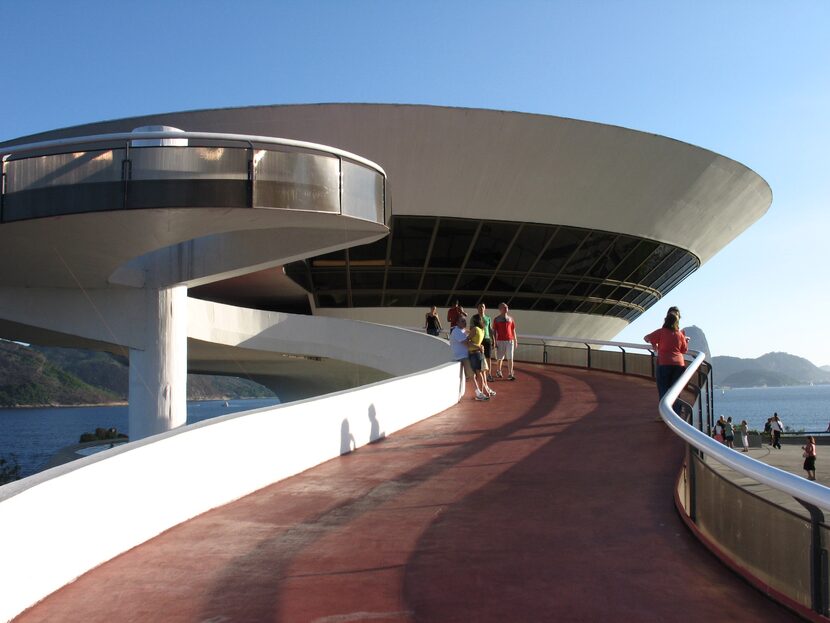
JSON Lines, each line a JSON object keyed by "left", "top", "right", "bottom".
{"left": 770, "top": 413, "right": 784, "bottom": 449}
{"left": 449, "top": 316, "right": 488, "bottom": 401}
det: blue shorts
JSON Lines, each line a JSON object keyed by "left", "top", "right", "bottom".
{"left": 469, "top": 351, "right": 484, "bottom": 371}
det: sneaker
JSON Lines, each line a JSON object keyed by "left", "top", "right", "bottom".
{"left": 488, "top": 389, "right": 496, "bottom": 396}
{"left": 508, "top": 374, "right": 516, "bottom": 381}
{"left": 495, "top": 370, "right": 503, "bottom": 378}
{"left": 475, "top": 390, "right": 489, "bottom": 401}
{"left": 487, "top": 374, "right": 494, "bottom": 382}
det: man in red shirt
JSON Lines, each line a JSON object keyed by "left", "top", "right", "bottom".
{"left": 493, "top": 302, "right": 518, "bottom": 380}
{"left": 447, "top": 300, "right": 467, "bottom": 329}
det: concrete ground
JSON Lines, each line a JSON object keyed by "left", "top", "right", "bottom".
{"left": 14, "top": 364, "right": 799, "bottom": 622}
{"left": 704, "top": 441, "right": 827, "bottom": 518}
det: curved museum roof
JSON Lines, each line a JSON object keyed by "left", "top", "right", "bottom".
{"left": 2, "top": 104, "right": 771, "bottom": 331}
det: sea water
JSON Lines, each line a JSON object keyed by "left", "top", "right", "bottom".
{"left": 0, "top": 398, "right": 280, "bottom": 479}
{"left": 714, "top": 385, "right": 830, "bottom": 433}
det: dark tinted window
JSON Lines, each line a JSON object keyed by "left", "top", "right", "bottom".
{"left": 466, "top": 222, "right": 519, "bottom": 269}
{"left": 517, "top": 276, "right": 551, "bottom": 294}
{"left": 455, "top": 272, "right": 492, "bottom": 291}
{"left": 420, "top": 272, "right": 458, "bottom": 290}
{"left": 385, "top": 270, "right": 421, "bottom": 290}
{"left": 286, "top": 215, "right": 698, "bottom": 323}
{"left": 500, "top": 225, "right": 551, "bottom": 272}
{"left": 351, "top": 293, "right": 384, "bottom": 307}
{"left": 429, "top": 219, "right": 478, "bottom": 268}
{"left": 349, "top": 238, "right": 389, "bottom": 264}
{"left": 563, "top": 232, "right": 616, "bottom": 276}
{"left": 349, "top": 270, "right": 385, "bottom": 289}
{"left": 608, "top": 240, "right": 657, "bottom": 281}
{"left": 312, "top": 271, "right": 346, "bottom": 290}
{"left": 390, "top": 217, "right": 435, "bottom": 267}
{"left": 535, "top": 228, "right": 587, "bottom": 274}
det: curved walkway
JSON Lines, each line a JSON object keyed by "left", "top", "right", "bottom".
{"left": 16, "top": 364, "right": 799, "bottom": 622}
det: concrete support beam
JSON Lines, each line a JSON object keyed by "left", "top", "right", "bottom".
{"left": 128, "top": 286, "right": 188, "bottom": 440}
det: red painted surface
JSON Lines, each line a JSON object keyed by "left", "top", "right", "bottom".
{"left": 15, "top": 364, "right": 800, "bottom": 622}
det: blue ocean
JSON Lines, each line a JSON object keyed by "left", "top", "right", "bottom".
{"left": 714, "top": 385, "right": 830, "bottom": 433}
{"left": 0, "top": 398, "right": 280, "bottom": 479}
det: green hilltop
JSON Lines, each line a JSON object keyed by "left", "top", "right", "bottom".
{"left": 0, "top": 341, "right": 275, "bottom": 407}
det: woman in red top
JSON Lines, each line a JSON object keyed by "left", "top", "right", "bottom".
{"left": 644, "top": 311, "right": 689, "bottom": 403}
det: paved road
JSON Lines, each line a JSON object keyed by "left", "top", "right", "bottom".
{"left": 16, "top": 364, "right": 800, "bottom": 622}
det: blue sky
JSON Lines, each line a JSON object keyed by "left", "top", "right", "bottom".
{"left": 2, "top": 1, "right": 829, "bottom": 363}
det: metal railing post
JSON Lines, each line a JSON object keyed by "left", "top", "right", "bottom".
{"left": 247, "top": 147, "right": 255, "bottom": 208}
{"left": 650, "top": 351, "right": 656, "bottom": 379}
{"left": 797, "top": 499, "right": 829, "bottom": 616}
{"left": 542, "top": 340, "right": 548, "bottom": 364}
{"left": 619, "top": 346, "right": 626, "bottom": 374}
{"left": 121, "top": 142, "right": 131, "bottom": 210}
{"left": 338, "top": 156, "right": 344, "bottom": 215}
{"left": 585, "top": 343, "right": 592, "bottom": 369}
{"left": 687, "top": 443, "right": 697, "bottom": 522}
{"left": 0, "top": 156, "right": 6, "bottom": 223}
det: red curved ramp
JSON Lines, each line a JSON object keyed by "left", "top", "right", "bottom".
{"left": 15, "top": 364, "right": 798, "bottom": 622}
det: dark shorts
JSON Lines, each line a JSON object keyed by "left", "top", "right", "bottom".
{"left": 470, "top": 351, "right": 484, "bottom": 371}
{"left": 805, "top": 456, "right": 816, "bottom": 471}
{"left": 482, "top": 338, "right": 492, "bottom": 359}
{"left": 655, "top": 364, "right": 685, "bottom": 399}
{"left": 427, "top": 327, "right": 441, "bottom": 336}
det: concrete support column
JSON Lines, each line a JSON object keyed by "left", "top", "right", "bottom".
{"left": 128, "top": 285, "right": 188, "bottom": 440}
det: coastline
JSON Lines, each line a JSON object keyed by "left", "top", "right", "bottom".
{"left": 1, "top": 401, "right": 129, "bottom": 409}
{"left": 1, "top": 397, "right": 274, "bottom": 410}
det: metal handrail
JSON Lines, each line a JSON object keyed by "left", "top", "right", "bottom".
{"left": 660, "top": 351, "right": 830, "bottom": 509}
{"left": 512, "top": 332, "right": 830, "bottom": 508}
{"left": 0, "top": 130, "right": 386, "bottom": 176}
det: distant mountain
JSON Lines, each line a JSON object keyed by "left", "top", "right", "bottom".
{"left": 821, "top": 365, "right": 830, "bottom": 373}
{"left": 712, "top": 352, "right": 830, "bottom": 388}
{"left": 0, "top": 341, "right": 120, "bottom": 406}
{"left": 0, "top": 341, "right": 275, "bottom": 407}
{"left": 683, "top": 325, "right": 711, "bottom": 361}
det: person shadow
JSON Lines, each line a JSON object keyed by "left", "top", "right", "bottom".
{"left": 368, "top": 404, "right": 385, "bottom": 443}
{"left": 340, "top": 419, "right": 356, "bottom": 455}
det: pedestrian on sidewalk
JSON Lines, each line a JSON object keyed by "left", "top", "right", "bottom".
{"left": 724, "top": 417, "right": 735, "bottom": 449}
{"left": 714, "top": 416, "right": 726, "bottom": 444}
{"left": 739, "top": 420, "right": 749, "bottom": 452}
{"left": 770, "top": 413, "right": 784, "bottom": 449}
{"left": 803, "top": 436, "right": 817, "bottom": 481}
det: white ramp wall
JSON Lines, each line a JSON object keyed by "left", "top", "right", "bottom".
{"left": 0, "top": 312, "right": 462, "bottom": 622}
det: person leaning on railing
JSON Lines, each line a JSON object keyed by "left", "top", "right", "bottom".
{"left": 644, "top": 310, "right": 690, "bottom": 412}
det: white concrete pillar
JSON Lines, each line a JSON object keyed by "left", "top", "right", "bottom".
{"left": 128, "top": 286, "right": 188, "bottom": 440}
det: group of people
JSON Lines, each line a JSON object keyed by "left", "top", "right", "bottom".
{"left": 717, "top": 411, "right": 817, "bottom": 480}
{"left": 713, "top": 416, "right": 749, "bottom": 452}
{"left": 436, "top": 300, "right": 518, "bottom": 401}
